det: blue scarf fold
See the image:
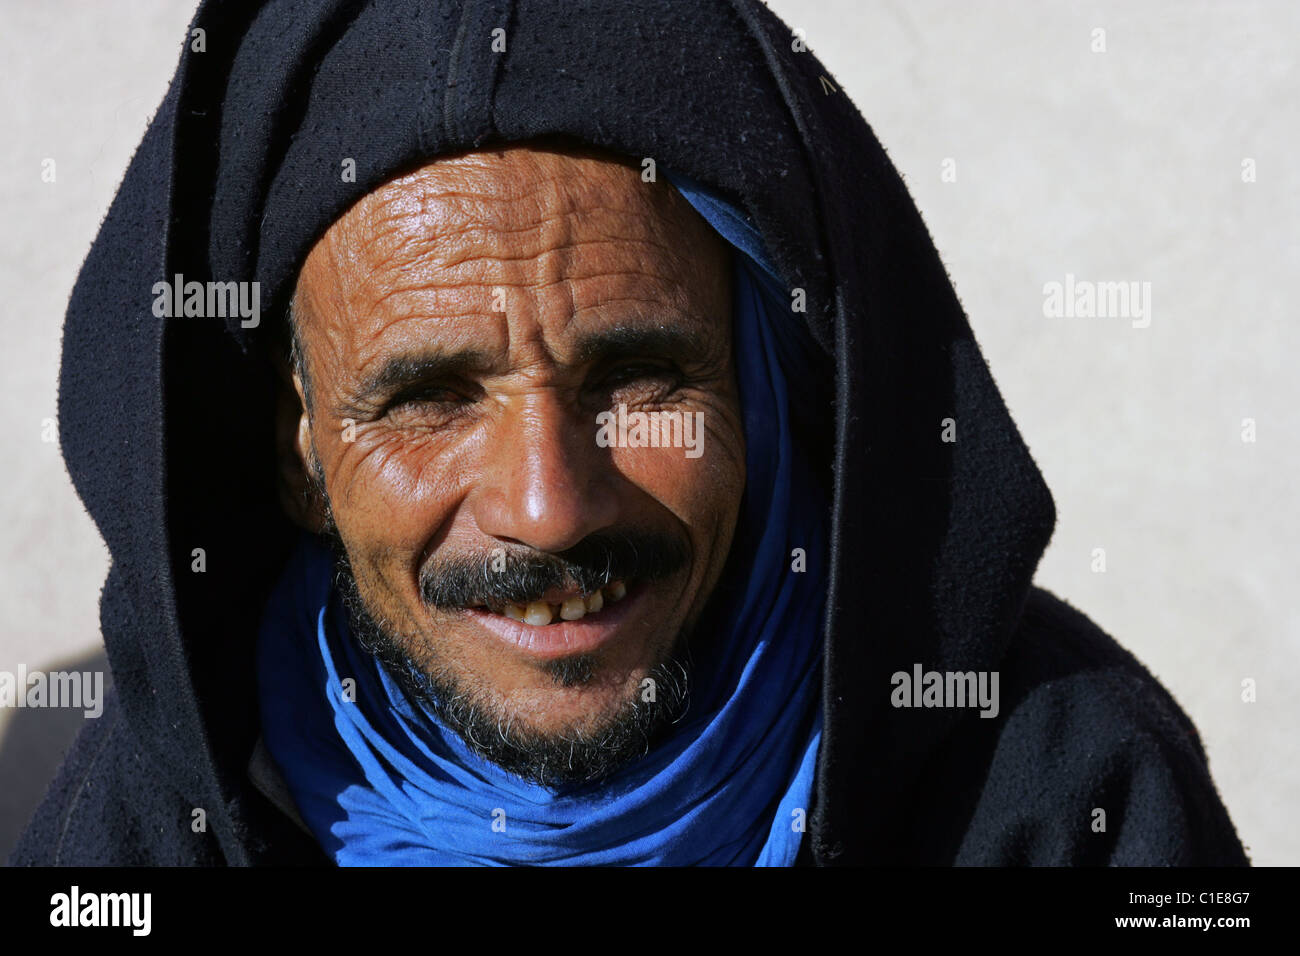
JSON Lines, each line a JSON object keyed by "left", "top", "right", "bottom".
{"left": 257, "top": 173, "right": 829, "bottom": 866}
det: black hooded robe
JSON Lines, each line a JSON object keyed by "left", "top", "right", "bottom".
{"left": 10, "top": 0, "right": 1247, "bottom": 866}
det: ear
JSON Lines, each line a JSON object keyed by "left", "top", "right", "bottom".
{"left": 273, "top": 350, "right": 328, "bottom": 532}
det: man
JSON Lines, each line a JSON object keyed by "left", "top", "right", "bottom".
{"left": 11, "top": 0, "right": 1246, "bottom": 866}
{"left": 258, "top": 145, "right": 827, "bottom": 864}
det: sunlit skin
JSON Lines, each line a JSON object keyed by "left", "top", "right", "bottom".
{"left": 276, "top": 143, "right": 745, "bottom": 741}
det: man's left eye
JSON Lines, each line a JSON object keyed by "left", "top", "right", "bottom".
{"left": 599, "top": 363, "right": 680, "bottom": 389}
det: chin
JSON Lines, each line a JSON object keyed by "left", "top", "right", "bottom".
{"left": 407, "top": 636, "right": 693, "bottom": 788}
{"left": 493, "top": 676, "right": 645, "bottom": 738}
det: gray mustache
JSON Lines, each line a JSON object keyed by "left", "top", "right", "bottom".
{"left": 419, "top": 529, "right": 689, "bottom": 609}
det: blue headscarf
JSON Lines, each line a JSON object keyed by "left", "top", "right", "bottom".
{"left": 257, "top": 171, "right": 830, "bottom": 866}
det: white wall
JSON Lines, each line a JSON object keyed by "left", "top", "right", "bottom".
{"left": 0, "top": 0, "right": 1293, "bottom": 864}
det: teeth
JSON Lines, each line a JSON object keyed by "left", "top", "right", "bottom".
{"left": 492, "top": 581, "right": 630, "bottom": 625}
{"left": 524, "top": 601, "right": 554, "bottom": 626}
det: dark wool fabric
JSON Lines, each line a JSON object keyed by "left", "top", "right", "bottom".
{"left": 11, "top": 0, "right": 1247, "bottom": 866}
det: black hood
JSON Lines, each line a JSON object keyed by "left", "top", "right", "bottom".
{"left": 56, "top": 0, "right": 1056, "bottom": 865}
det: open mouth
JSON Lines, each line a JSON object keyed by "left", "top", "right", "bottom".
{"left": 470, "top": 579, "right": 630, "bottom": 627}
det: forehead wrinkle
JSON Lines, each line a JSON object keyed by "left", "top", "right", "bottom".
{"left": 365, "top": 214, "right": 549, "bottom": 277}
{"left": 425, "top": 207, "right": 683, "bottom": 275}
{"left": 343, "top": 238, "right": 691, "bottom": 370}
{"left": 364, "top": 175, "right": 683, "bottom": 274}
{"left": 347, "top": 302, "right": 509, "bottom": 382}
{"left": 377, "top": 160, "right": 558, "bottom": 209}
{"left": 344, "top": 252, "right": 691, "bottom": 333}
{"left": 366, "top": 165, "right": 553, "bottom": 217}
{"left": 300, "top": 147, "right": 730, "bottom": 400}
{"left": 357, "top": 174, "right": 565, "bottom": 266}
{"left": 350, "top": 278, "right": 490, "bottom": 335}
{"left": 340, "top": 266, "right": 709, "bottom": 394}
{"left": 341, "top": 161, "right": 699, "bottom": 298}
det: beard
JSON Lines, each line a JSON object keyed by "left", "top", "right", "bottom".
{"left": 307, "top": 464, "right": 697, "bottom": 791}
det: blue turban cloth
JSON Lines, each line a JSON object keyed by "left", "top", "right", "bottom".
{"left": 257, "top": 170, "right": 830, "bottom": 866}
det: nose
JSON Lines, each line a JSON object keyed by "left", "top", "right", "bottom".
{"left": 473, "top": 389, "right": 621, "bottom": 554}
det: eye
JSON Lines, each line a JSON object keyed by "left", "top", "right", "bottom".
{"left": 386, "top": 384, "right": 470, "bottom": 413}
{"left": 598, "top": 362, "right": 681, "bottom": 390}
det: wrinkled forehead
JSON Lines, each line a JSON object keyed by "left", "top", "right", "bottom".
{"left": 293, "top": 145, "right": 731, "bottom": 340}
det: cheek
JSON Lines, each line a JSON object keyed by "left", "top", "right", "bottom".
{"left": 324, "top": 427, "right": 475, "bottom": 555}
{"left": 610, "top": 410, "right": 746, "bottom": 539}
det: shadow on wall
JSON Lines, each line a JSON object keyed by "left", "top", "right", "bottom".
{"left": 0, "top": 648, "right": 112, "bottom": 863}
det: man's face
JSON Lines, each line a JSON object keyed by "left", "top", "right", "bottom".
{"left": 286, "top": 144, "right": 744, "bottom": 786}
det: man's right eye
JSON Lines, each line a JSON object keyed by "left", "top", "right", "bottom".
{"left": 392, "top": 388, "right": 461, "bottom": 406}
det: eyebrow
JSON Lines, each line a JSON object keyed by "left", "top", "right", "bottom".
{"left": 571, "top": 322, "right": 716, "bottom": 366}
